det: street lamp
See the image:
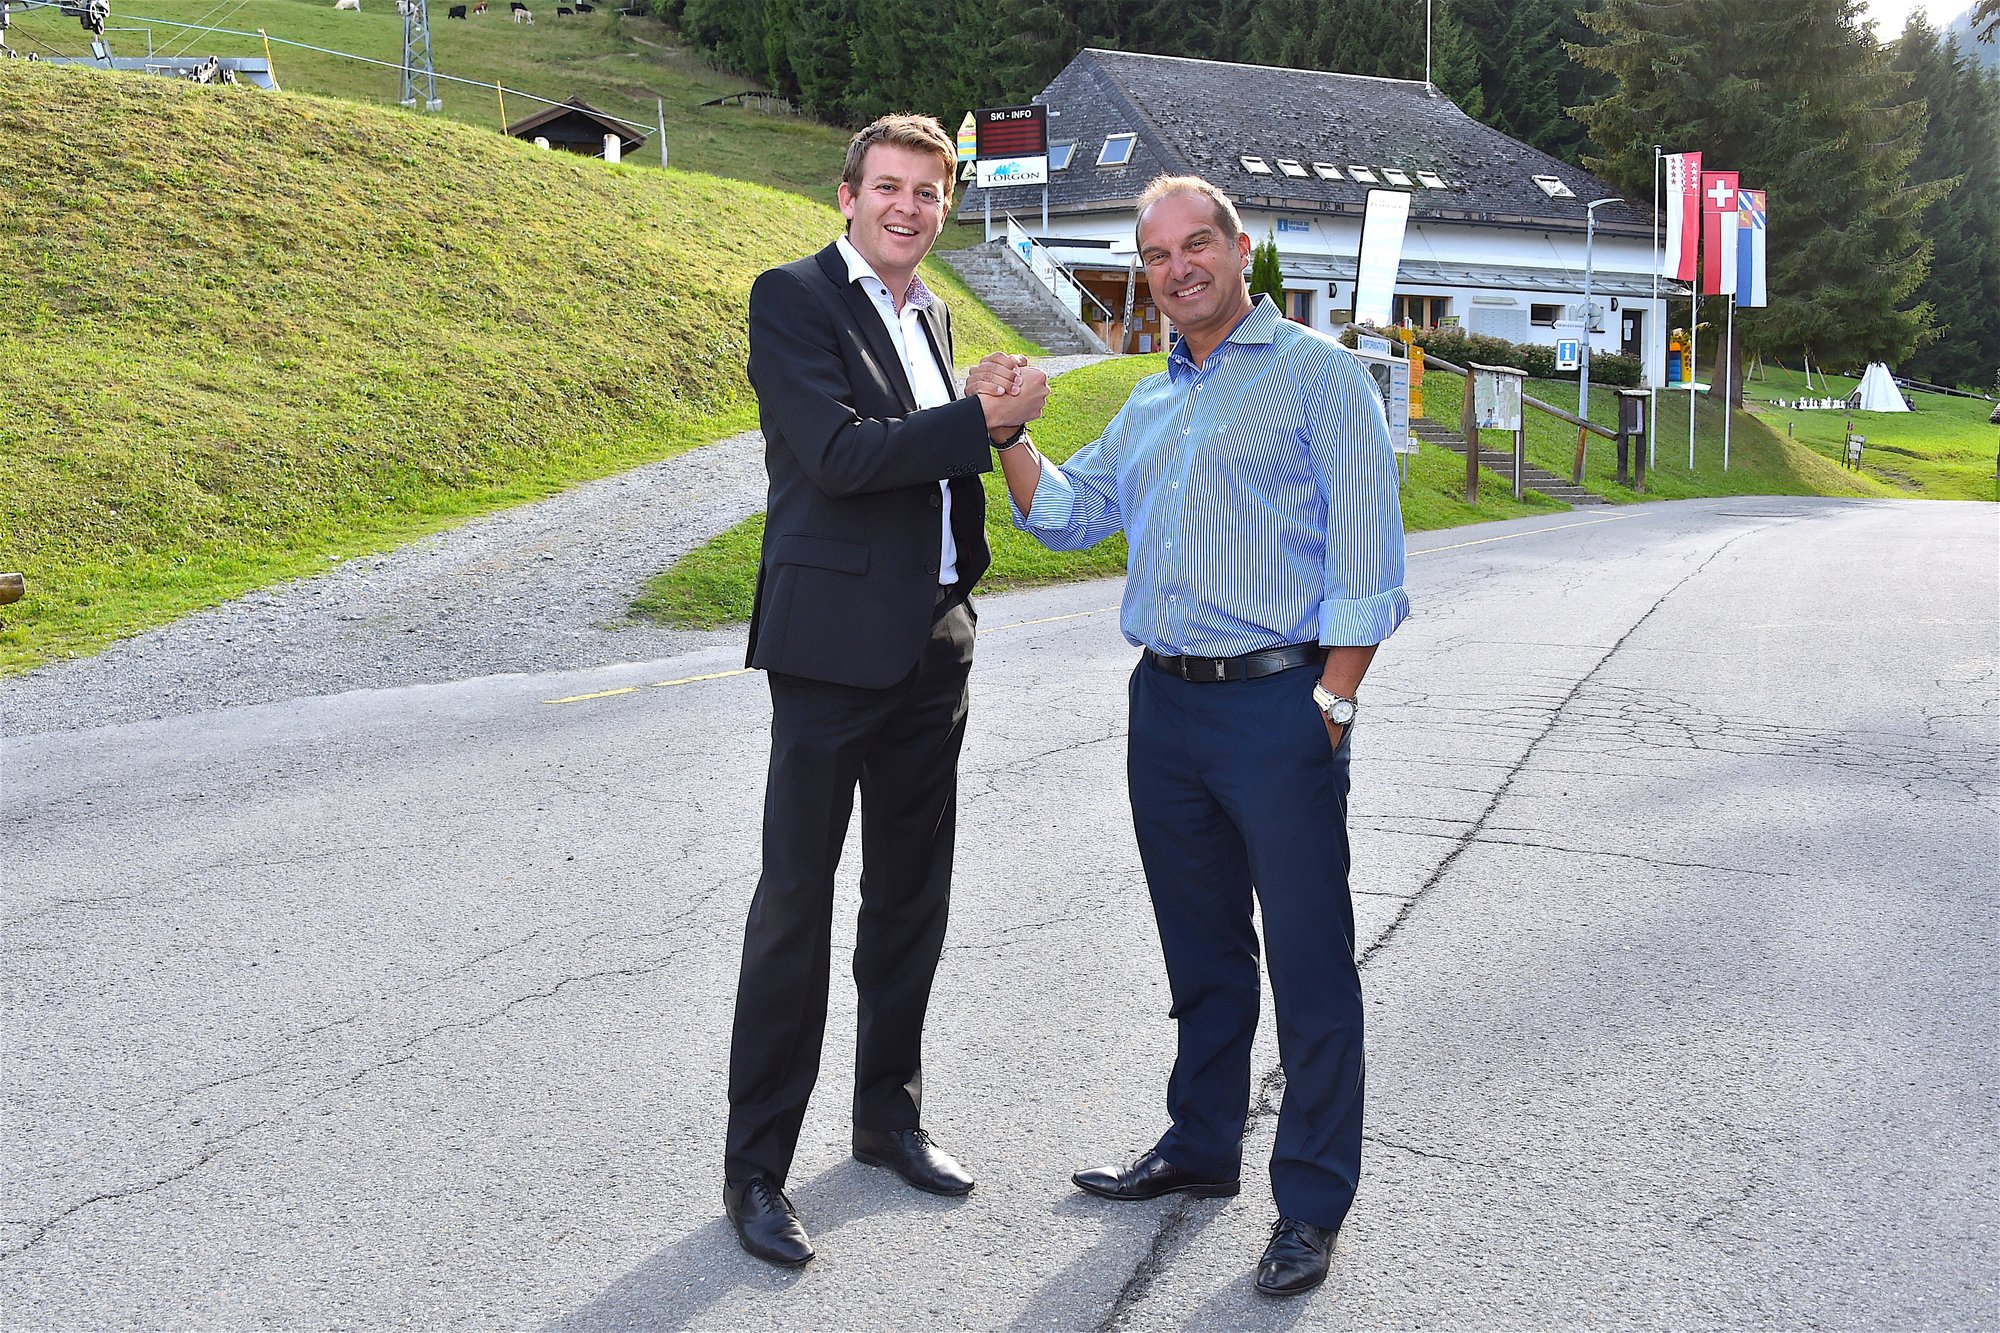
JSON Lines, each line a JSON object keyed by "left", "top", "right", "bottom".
{"left": 1579, "top": 197, "right": 1620, "bottom": 425}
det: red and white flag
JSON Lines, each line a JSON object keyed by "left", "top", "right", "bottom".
{"left": 1662, "top": 151, "right": 1701, "bottom": 281}
{"left": 1701, "top": 169, "right": 1740, "bottom": 296}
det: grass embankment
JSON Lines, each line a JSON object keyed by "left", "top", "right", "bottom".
{"left": 0, "top": 61, "right": 1031, "bottom": 672}
{"left": 10, "top": 0, "right": 858, "bottom": 201}
{"left": 635, "top": 357, "right": 1568, "bottom": 628}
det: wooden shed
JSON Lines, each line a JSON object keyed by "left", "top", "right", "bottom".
{"left": 505, "top": 97, "right": 647, "bottom": 159}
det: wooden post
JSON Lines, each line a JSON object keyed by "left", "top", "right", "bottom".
{"left": 1462, "top": 371, "right": 1479, "bottom": 504}
{"left": 1572, "top": 423, "right": 1589, "bottom": 484}
{"left": 1514, "top": 422, "right": 1526, "bottom": 500}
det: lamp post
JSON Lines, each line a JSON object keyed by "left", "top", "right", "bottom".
{"left": 1579, "top": 197, "right": 1620, "bottom": 425}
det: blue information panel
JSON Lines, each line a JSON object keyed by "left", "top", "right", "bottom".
{"left": 1556, "top": 338, "right": 1581, "bottom": 371}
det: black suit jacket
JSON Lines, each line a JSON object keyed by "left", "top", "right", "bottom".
{"left": 743, "top": 242, "right": 994, "bottom": 689}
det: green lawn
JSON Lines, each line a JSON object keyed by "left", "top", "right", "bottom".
{"left": 635, "top": 356, "right": 1571, "bottom": 628}
{"left": 1741, "top": 365, "right": 1999, "bottom": 501}
{"left": 0, "top": 60, "right": 1031, "bottom": 672}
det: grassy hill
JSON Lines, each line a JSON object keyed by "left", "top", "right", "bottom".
{"left": 0, "top": 59, "right": 1030, "bottom": 672}
{"left": 7, "top": 0, "right": 860, "bottom": 199}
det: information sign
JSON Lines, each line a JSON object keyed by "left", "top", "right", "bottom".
{"left": 975, "top": 105, "right": 1049, "bottom": 188}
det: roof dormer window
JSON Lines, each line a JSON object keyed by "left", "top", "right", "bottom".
{"left": 1382, "top": 168, "right": 1413, "bottom": 187}
{"left": 1276, "top": 159, "right": 1308, "bottom": 178}
{"left": 1533, "top": 174, "right": 1576, "bottom": 199}
{"left": 1240, "top": 155, "right": 1272, "bottom": 174}
{"left": 1049, "top": 142, "right": 1075, "bottom": 171}
{"left": 1347, "top": 165, "right": 1379, "bottom": 183}
{"left": 1311, "top": 162, "right": 1341, "bottom": 180}
{"left": 1098, "top": 133, "right": 1137, "bottom": 167}
{"left": 1416, "top": 170, "right": 1448, "bottom": 189}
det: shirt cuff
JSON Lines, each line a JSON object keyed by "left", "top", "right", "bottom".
{"left": 1319, "top": 588, "right": 1411, "bottom": 646}
{"left": 1011, "top": 455, "right": 1077, "bottom": 531}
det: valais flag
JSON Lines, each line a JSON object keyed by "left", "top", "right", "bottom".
{"left": 1663, "top": 152, "right": 1701, "bottom": 281}
{"left": 1701, "top": 170, "right": 1740, "bottom": 296}
{"left": 1735, "top": 189, "right": 1768, "bottom": 308}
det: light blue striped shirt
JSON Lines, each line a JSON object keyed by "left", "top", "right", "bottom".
{"left": 1015, "top": 297, "right": 1409, "bottom": 656}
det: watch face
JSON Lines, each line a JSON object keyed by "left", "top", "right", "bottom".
{"left": 1328, "top": 698, "right": 1355, "bottom": 725}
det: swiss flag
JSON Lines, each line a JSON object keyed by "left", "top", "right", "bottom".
{"left": 1701, "top": 170, "right": 1740, "bottom": 296}
{"left": 1662, "top": 152, "right": 1701, "bottom": 281}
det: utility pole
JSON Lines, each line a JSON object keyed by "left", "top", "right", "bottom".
{"left": 397, "top": 0, "right": 440, "bottom": 111}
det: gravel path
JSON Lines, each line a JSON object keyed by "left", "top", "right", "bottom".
{"left": 1, "top": 354, "right": 1113, "bottom": 735}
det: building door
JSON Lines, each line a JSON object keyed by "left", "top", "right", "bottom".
{"left": 1621, "top": 308, "right": 1644, "bottom": 359}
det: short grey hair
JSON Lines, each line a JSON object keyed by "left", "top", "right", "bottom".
{"left": 1135, "top": 174, "right": 1244, "bottom": 245}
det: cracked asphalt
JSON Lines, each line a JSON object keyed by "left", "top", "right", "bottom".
{"left": 4, "top": 496, "right": 1996, "bottom": 1330}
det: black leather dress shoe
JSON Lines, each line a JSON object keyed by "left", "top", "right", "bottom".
{"left": 723, "top": 1177, "right": 814, "bottom": 1267}
{"left": 1254, "top": 1216, "right": 1336, "bottom": 1296}
{"left": 852, "top": 1127, "right": 976, "bottom": 1196}
{"left": 1071, "top": 1149, "right": 1240, "bottom": 1201}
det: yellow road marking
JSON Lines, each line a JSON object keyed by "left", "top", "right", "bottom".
{"left": 651, "top": 667, "right": 753, "bottom": 689}
{"left": 544, "top": 667, "right": 751, "bottom": 705}
{"left": 1409, "top": 513, "right": 1629, "bottom": 556}
{"left": 983, "top": 604, "right": 1121, "bottom": 634}
{"left": 544, "top": 686, "right": 642, "bottom": 705}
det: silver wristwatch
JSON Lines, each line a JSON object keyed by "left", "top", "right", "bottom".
{"left": 1312, "top": 682, "right": 1357, "bottom": 727}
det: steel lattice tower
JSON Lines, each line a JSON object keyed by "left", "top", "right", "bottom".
{"left": 398, "top": 0, "right": 440, "bottom": 111}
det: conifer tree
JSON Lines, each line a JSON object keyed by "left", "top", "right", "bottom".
{"left": 1250, "top": 232, "right": 1285, "bottom": 307}
{"left": 1573, "top": 0, "right": 1942, "bottom": 402}
{"left": 1893, "top": 17, "right": 2000, "bottom": 388}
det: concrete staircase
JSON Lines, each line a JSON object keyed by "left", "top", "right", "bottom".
{"left": 939, "top": 241, "right": 1108, "bottom": 355}
{"left": 1408, "top": 416, "right": 1610, "bottom": 506}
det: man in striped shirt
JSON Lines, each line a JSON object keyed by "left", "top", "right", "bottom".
{"left": 969, "top": 174, "right": 1408, "bottom": 1297}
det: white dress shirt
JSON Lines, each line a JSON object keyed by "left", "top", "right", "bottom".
{"left": 836, "top": 235, "right": 958, "bottom": 585}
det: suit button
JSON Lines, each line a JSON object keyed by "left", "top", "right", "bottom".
{"left": 925, "top": 563, "right": 939, "bottom": 574}
{"left": 928, "top": 492, "right": 942, "bottom": 508}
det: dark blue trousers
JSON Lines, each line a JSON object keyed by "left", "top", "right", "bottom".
{"left": 1128, "top": 656, "right": 1363, "bottom": 1231}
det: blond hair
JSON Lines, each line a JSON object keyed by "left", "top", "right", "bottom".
{"left": 1135, "top": 174, "right": 1244, "bottom": 245}
{"left": 841, "top": 114, "right": 957, "bottom": 204}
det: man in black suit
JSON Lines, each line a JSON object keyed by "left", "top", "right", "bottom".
{"left": 723, "top": 114, "right": 1048, "bottom": 1268}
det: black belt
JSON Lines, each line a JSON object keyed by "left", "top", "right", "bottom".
{"left": 1143, "top": 642, "right": 1323, "bottom": 682}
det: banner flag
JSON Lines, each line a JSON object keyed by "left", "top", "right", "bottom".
{"left": 1735, "top": 189, "right": 1767, "bottom": 308}
{"left": 1662, "top": 151, "right": 1701, "bottom": 280}
{"left": 1701, "top": 170, "right": 1740, "bottom": 295}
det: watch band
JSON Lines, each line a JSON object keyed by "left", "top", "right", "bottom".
{"left": 1312, "top": 682, "right": 1357, "bottom": 725}
{"left": 993, "top": 423, "right": 1030, "bottom": 450}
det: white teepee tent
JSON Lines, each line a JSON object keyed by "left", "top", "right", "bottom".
{"left": 1851, "top": 363, "right": 1909, "bottom": 412}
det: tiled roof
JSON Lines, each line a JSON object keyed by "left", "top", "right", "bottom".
{"left": 960, "top": 49, "right": 1646, "bottom": 233}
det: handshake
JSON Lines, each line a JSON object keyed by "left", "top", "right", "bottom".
{"left": 964, "top": 353, "right": 1050, "bottom": 447}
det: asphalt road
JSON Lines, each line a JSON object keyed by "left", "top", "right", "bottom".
{"left": 4, "top": 497, "right": 1995, "bottom": 1330}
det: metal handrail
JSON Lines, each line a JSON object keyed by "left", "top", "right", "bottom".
{"left": 1003, "top": 216, "right": 1115, "bottom": 324}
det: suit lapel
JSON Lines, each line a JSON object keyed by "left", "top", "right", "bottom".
{"left": 918, "top": 300, "right": 957, "bottom": 401}
{"left": 815, "top": 243, "right": 918, "bottom": 413}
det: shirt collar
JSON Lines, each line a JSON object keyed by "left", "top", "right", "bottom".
{"left": 1166, "top": 295, "right": 1282, "bottom": 381}
{"left": 836, "top": 235, "right": 934, "bottom": 313}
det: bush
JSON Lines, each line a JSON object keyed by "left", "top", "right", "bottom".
{"left": 1591, "top": 352, "right": 1642, "bottom": 387}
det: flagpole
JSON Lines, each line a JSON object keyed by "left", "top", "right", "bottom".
{"left": 1688, "top": 292, "right": 1698, "bottom": 469}
{"left": 1651, "top": 145, "right": 1661, "bottom": 469}
{"left": 1722, "top": 298, "right": 1734, "bottom": 470}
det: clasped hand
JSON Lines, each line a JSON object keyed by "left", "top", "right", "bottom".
{"left": 964, "top": 353, "right": 1050, "bottom": 444}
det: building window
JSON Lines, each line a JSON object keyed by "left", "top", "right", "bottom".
{"left": 1312, "top": 162, "right": 1341, "bottom": 180}
{"left": 1099, "top": 133, "right": 1137, "bottom": 166}
{"left": 1348, "top": 165, "right": 1379, "bottom": 184}
{"left": 1533, "top": 174, "right": 1576, "bottom": 199}
{"left": 1276, "top": 159, "right": 1308, "bottom": 178}
{"left": 1416, "top": 170, "right": 1448, "bottom": 189}
{"left": 1392, "top": 294, "right": 1450, "bottom": 329}
{"left": 1049, "top": 142, "right": 1075, "bottom": 171}
{"left": 1284, "top": 289, "right": 1314, "bottom": 324}
{"left": 1240, "top": 155, "right": 1272, "bottom": 174}
{"left": 1531, "top": 303, "right": 1564, "bottom": 326}
{"left": 1382, "top": 168, "right": 1413, "bottom": 187}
